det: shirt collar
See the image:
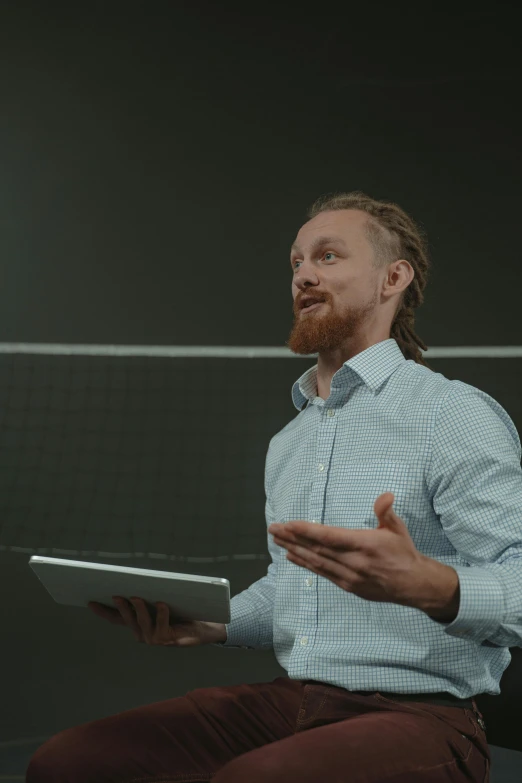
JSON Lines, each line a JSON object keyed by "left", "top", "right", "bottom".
{"left": 291, "top": 338, "right": 409, "bottom": 411}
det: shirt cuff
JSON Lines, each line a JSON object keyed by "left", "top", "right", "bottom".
{"left": 431, "top": 565, "right": 505, "bottom": 644}
{"left": 210, "top": 596, "right": 274, "bottom": 649}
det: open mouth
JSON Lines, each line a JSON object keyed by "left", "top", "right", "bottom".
{"left": 301, "top": 301, "right": 324, "bottom": 313}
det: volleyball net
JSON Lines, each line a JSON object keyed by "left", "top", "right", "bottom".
{"left": 1, "top": 342, "right": 520, "bottom": 569}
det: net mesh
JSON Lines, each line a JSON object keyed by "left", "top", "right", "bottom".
{"left": 0, "top": 348, "right": 520, "bottom": 570}
{"left": 0, "top": 352, "right": 307, "bottom": 567}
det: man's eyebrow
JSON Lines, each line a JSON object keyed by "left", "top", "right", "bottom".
{"left": 290, "top": 235, "right": 347, "bottom": 259}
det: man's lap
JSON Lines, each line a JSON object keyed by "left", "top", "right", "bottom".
{"left": 26, "top": 677, "right": 490, "bottom": 783}
{"left": 213, "top": 688, "right": 490, "bottom": 783}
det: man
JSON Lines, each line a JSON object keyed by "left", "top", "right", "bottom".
{"left": 28, "top": 193, "right": 522, "bottom": 782}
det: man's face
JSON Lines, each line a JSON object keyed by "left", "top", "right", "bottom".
{"left": 286, "top": 209, "right": 387, "bottom": 358}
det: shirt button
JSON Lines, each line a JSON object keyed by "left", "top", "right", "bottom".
{"left": 305, "top": 577, "right": 313, "bottom": 586}
{"left": 318, "top": 464, "right": 324, "bottom": 471}
{"left": 327, "top": 409, "right": 335, "bottom": 417}
{"left": 300, "top": 637, "right": 308, "bottom": 646}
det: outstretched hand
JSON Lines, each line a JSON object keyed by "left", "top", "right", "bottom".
{"left": 268, "top": 492, "right": 433, "bottom": 608}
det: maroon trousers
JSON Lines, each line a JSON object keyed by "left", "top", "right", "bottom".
{"left": 26, "top": 676, "right": 490, "bottom": 782}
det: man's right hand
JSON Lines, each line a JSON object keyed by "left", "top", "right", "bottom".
{"left": 88, "top": 597, "right": 227, "bottom": 646}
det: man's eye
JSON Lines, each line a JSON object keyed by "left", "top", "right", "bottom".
{"left": 293, "top": 252, "right": 336, "bottom": 271}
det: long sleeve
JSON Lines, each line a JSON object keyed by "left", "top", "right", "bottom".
{"left": 212, "top": 494, "right": 279, "bottom": 650}
{"left": 426, "top": 385, "right": 522, "bottom": 647}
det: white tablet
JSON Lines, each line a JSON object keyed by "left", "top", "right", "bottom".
{"left": 29, "top": 556, "right": 231, "bottom": 624}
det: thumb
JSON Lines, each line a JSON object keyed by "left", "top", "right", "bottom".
{"left": 374, "top": 492, "right": 404, "bottom": 531}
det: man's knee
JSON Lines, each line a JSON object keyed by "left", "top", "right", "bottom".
{"left": 213, "top": 746, "right": 285, "bottom": 783}
{"left": 26, "top": 726, "right": 94, "bottom": 783}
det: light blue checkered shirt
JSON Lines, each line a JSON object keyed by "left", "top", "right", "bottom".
{"left": 215, "top": 338, "right": 522, "bottom": 697}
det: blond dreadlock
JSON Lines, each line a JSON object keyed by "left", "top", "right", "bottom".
{"left": 306, "top": 190, "right": 433, "bottom": 370}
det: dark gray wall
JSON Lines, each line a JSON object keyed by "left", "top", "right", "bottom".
{"left": 0, "top": 5, "right": 520, "bottom": 347}
{"left": 1, "top": 2, "right": 521, "bottom": 761}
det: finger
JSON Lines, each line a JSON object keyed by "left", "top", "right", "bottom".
{"left": 114, "top": 597, "right": 144, "bottom": 642}
{"left": 273, "top": 529, "right": 329, "bottom": 551}
{"left": 281, "top": 523, "right": 359, "bottom": 551}
{"left": 286, "top": 546, "right": 327, "bottom": 572}
{"left": 286, "top": 550, "right": 353, "bottom": 589}
{"left": 275, "top": 532, "right": 354, "bottom": 564}
{"left": 88, "top": 601, "right": 124, "bottom": 623}
{"left": 285, "top": 544, "right": 351, "bottom": 580}
{"left": 129, "top": 597, "right": 154, "bottom": 644}
{"left": 274, "top": 534, "right": 336, "bottom": 564}
{"left": 154, "top": 602, "right": 174, "bottom": 645}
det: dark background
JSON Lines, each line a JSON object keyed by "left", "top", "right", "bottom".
{"left": 0, "top": 0, "right": 521, "bottom": 768}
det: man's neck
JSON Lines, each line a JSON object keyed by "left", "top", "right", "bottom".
{"left": 317, "top": 377, "right": 331, "bottom": 401}
{"left": 315, "top": 335, "right": 388, "bottom": 402}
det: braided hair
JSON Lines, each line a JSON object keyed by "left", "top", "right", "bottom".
{"left": 306, "top": 191, "right": 433, "bottom": 371}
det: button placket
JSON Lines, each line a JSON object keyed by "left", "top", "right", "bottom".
{"left": 299, "top": 406, "right": 336, "bottom": 651}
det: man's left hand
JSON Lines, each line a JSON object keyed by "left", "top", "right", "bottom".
{"left": 268, "top": 492, "right": 447, "bottom": 610}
